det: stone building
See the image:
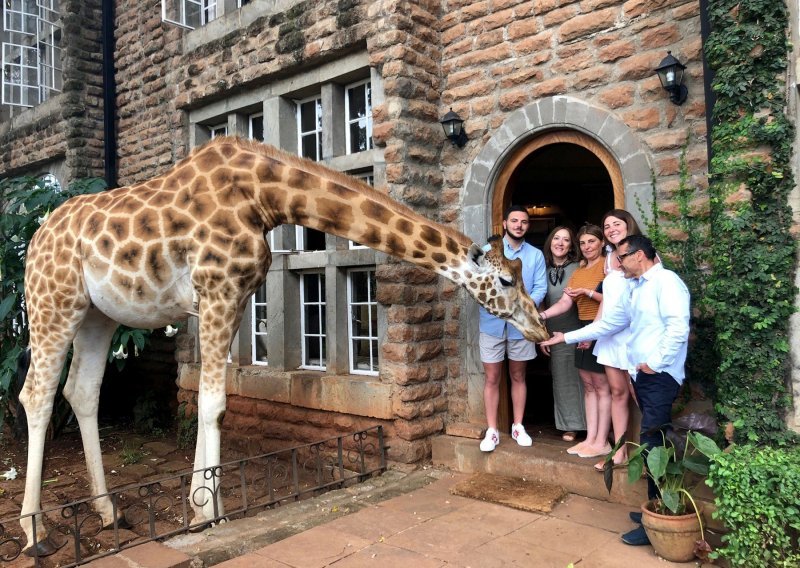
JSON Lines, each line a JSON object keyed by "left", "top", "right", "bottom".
{"left": 1, "top": 0, "right": 798, "bottom": 464}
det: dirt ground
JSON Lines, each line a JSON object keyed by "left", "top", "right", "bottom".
{"left": 1, "top": 424, "right": 199, "bottom": 567}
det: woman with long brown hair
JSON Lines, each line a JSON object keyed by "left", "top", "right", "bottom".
{"left": 539, "top": 225, "right": 609, "bottom": 457}
{"left": 541, "top": 226, "right": 585, "bottom": 441}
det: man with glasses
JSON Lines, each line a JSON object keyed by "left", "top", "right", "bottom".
{"left": 539, "top": 234, "right": 690, "bottom": 547}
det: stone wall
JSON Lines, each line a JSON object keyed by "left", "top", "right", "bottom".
{"left": 0, "top": 0, "right": 105, "bottom": 180}
{"left": 439, "top": 0, "right": 709, "bottom": 220}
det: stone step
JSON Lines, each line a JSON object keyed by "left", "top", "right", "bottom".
{"left": 432, "top": 430, "right": 648, "bottom": 507}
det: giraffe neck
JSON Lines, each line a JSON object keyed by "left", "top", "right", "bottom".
{"left": 230, "top": 139, "right": 477, "bottom": 281}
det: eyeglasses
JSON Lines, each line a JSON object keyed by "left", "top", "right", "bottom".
{"left": 616, "top": 250, "right": 638, "bottom": 263}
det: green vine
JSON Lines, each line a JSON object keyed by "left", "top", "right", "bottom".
{"left": 704, "top": 0, "right": 797, "bottom": 445}
{"left": 641, "top": 141, "right": 719, "bottom": 397}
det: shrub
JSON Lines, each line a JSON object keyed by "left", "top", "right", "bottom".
{"left": 707, "top": 444, "right": 800, "bottom": 567}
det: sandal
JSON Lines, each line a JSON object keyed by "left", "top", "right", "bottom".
{"left": 561, "top": 431, "right": 577, "bottom": 442}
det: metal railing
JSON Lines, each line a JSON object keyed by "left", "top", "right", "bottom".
{"left": 0, "top": 426, "right": 386, "bottom": 567}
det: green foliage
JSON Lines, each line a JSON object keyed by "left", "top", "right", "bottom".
{"left": 704, "top": 0, "right": 798, "bottom": 445}
{"left": 707, "top": 445, "right": 800, "bottom": 567}
{"left": 0, "top": 176, "right": 106, "bottom": 431}
{"left": 604, "top": 431, "right": 722, "bottom": 522}
{"left": 176, "top": 401, "right": 198, "bottom": 450}
{"left": 119, "top": 443, "right": 146, "bottom": 466}
{"left": 108, "top": 326, "right": 152, "bottom": 371}
{"left": 0, "top": 176, "right": 153, "bottom": 437}
{"left": 640, "top": 141, "right": 718, "bottom": 394}
{"left": 132, "top": 391, "right": 168, "bottom": 437}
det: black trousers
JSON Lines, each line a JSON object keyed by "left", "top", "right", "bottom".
{"left": 633, "top": 370, "right": 681, "bottom": 500}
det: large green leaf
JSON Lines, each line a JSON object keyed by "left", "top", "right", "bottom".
{"left": 647, "top": 446, "right": 670, "bottom": 481}
{"left": 661, "top": 489, "right": 681, "bottom": 514}
{"left": 0, "top": 293, "right": 17, "bottom": 320}
{"left": 688, "top": 432, "right": 722, "bottom": 458}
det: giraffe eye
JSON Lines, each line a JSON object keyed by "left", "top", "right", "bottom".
{"left": 499, "top": 276, "right": 514, "bottom": 287}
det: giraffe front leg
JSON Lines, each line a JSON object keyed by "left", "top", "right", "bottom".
{"left": 188, "top": 296, "right": 240, "bottom": 526}
{"left": 189, "top": 381, "right": 227, "bottom": 525}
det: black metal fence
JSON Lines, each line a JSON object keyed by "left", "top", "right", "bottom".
{"left": 0, "top": 426, "right": 386, "bottom": 567}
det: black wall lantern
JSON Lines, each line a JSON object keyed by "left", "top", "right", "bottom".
{"left": 440, "top": 107, "right": 467, "bottom": 147}
{"left": 655, "top": 51, "right": 688, "bottom": 106}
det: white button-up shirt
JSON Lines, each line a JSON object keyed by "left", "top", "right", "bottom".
{"left": 563, "top": 263, "right": 690, "bottom": 384}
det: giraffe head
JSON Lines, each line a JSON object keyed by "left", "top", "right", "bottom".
{"left": 468, "top": 237, "right": 549, "bottom": 342}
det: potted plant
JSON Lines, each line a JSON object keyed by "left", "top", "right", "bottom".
{"left": 600, "top": 416, "right": 723, "bottom": 562}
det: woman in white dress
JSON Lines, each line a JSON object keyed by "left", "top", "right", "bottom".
{"left": 591, "top": 209, "right": 642, "bottom": 470}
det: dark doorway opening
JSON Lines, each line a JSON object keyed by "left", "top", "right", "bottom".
{"left": 501, "top": 141, "right": 615, "bottom": 431}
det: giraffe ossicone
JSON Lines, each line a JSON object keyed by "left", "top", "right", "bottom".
{"left": 18, "top": 137, "right": 548, "bottom": 553}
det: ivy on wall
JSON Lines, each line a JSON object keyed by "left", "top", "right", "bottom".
{"left": 704, "top": 0, "right": 797, "bottom": 444}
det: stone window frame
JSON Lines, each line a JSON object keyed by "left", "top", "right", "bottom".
{"left": 186, "top": 52, "right": 388, "bottom": 381}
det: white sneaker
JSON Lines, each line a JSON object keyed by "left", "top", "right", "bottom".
{"left": 480, "top": 428, "right": 499, "bottom": 452}
{"left": 511, "top": 423, "right": 533, "bottom": 447}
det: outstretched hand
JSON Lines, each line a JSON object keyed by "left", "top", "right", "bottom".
{"left": 539, "top": 331, "right": 566, "bottom": 347}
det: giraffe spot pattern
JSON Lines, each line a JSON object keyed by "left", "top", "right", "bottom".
{"left": 420, "top": 225, "right": 442, "bottom": 247}
{"left": 316, "top": 198, "right": 354, "bottom": 233}
{"left": 395, "top": 218, "right": 413, "bottom": 235}
{"left": 360, "top": 201, "right": 393, "bottom": 225}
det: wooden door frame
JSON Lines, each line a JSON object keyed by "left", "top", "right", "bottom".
{"left": 490, "top": 130, "right": 625, "bottom": 235}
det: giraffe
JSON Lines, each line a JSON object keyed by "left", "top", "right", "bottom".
{"left": 18, "top": 136, "right": 548, "bottom": 553}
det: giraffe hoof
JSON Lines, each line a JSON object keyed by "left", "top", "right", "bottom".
{"left": 24, "top": 535, "right": 65, "bottom": 558}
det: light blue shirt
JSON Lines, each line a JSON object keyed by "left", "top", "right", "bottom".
{"left": 479, "top": 236, "right": 547, "bottom": 340}
{"left": 563, "top": 263, "right": 690, "bottom": 384}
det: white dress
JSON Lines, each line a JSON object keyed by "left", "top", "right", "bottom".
{"left": 593, "top": 268, "right": 631, "bottom": 369}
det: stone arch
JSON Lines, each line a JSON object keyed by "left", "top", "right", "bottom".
{"left": 462, "top": 96, "right": 654, "bottom": 244}
{"left": 460, "top": 96, "right": 655, "bottom": 424}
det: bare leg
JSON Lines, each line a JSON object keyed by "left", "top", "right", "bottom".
{"left": 606, "top": 366, "right": 631, "bottom": 464}
{"left": 508, "top": 359, "right": 528, "bottom": 426}
{"left": 568, "top": 369, "right": 597, "bottom": 454}
{"left": 577, "top": 371, "right": 612, "bottom": 457}
{"left": 482, "top": 361, "right": 503, "bottom": 430}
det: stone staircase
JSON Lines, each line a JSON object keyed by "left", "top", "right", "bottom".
{"left": 432, "top": 423, "right": 649, "bottom": 507}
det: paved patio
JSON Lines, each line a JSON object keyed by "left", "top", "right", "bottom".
{"left": 208, "top": 471, "right": 703, "bottom": 568}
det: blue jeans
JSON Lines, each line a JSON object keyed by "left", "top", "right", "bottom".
{"left": 633, "top": 370, "right": 680, "bottom": 499}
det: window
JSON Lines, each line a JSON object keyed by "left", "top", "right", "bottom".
{"left": 251, "top": 284, "right": 268, "bottom": 365}
{"left": 209, "top": 123, "right": 227, "bottom": 138}
{"left": 249, "top": 112, "right": 263, "bottom": 142}
{"left": 300, "top": 272, "right": 326, "bottom": 370}
{"left": 2, "top": 0, "right": 62, "bottom": 108}
{"left": 348, "top": 171, "right": 373, "bottom": 249}
{"left": 161, "top": 0, "right": 215, "bottom": 29}
{"left": 296, "top": 96, "right": 322, "bottom": 161}
{"left": 345, "top": 80, "right": 372, "bottom": 154}
{"left": 348, "top": 269, "right": 378, "bottom": 375}
{"left": 39, "top": 171, "right": 60, "bottom": 191}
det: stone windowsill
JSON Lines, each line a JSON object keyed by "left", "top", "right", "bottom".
{"left": 178, "top": 364, "right": 392, "bottom": 419}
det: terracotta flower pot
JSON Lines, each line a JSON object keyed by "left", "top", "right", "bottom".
{"left": 640, "top": 500, "right": 702, "bottom": 562}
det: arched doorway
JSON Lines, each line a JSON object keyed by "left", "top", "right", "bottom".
{"left": 491, "top": 131, "right": 622, "bottom": 430}
{"left": 460, "top": 96, "right": 654, "bottom": 433}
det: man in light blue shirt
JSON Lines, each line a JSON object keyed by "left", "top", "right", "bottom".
{"left": 540, "top": 234, "right": 690, "bottom": 547}
{"left": 478, "top": 205, "right": 547, "bottom": 452}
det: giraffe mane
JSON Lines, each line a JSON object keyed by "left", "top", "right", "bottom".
{"left": 195, "top": 136, "right": 474, "bottom": 249}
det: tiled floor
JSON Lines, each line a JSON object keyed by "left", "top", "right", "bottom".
{"left": 216, "top": 473, "right": 699, "bottom": 568}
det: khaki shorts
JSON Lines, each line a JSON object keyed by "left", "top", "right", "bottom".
{"left": 479, "top": 332, "right": 537, "bottom": 363}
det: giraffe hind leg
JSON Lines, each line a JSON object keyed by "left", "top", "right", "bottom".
{"left": 61, "top": 311, "right": 121, "bottom": 530}
{"left": 19, "top": 332, "right": 76, "bottom": 554}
